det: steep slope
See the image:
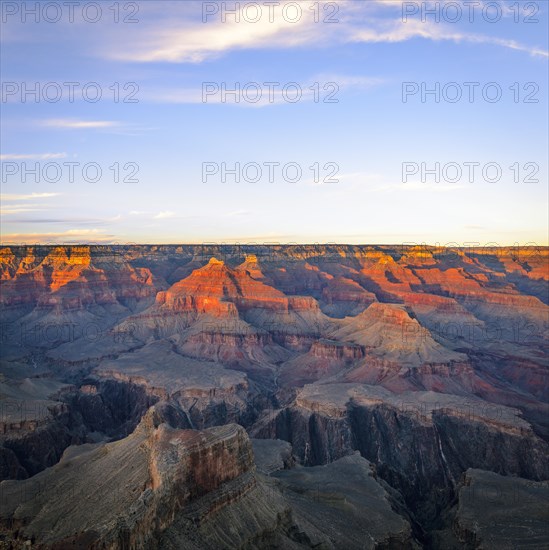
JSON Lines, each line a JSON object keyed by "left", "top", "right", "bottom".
{"left": 332, "top": 303, "right": 467, "bottom": 366}
{"left": 0, "top": 406, "right": 255, "bottom": 548}
{"left": 0, "top": 244, "right": 547, "bottom": 548}
{"left": 0, "top": 404, "right": 419, "bottom": 550}
{"left": 252, "top": 382, "right": 549, "bottom": 527}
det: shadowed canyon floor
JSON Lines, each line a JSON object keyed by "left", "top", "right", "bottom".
{"left": 0, "top": 245, "right": 548, "bottom": 548}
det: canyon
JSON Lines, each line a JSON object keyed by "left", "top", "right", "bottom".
{"left": 0, "top": 244, "right": 547, "bottom": 549}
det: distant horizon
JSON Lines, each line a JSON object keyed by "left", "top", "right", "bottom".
{"left": 1, "top": 241, "right": 547, "bottom": 249}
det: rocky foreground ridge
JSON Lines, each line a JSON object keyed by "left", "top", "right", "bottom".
{"left": 0, "top": 245, "right": 548, "bottom": 548}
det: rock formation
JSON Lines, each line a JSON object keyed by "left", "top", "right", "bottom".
{"left": 0, "top": 244, "right": 547, "bottom": 548}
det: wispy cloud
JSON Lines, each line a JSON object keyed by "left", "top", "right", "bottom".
{"left": 349, "top": 18, "right": 548, "bottom": 58}
{"left": 6, "top": 218, "right": 105, "bottom": 224}
{"left": 41, "top": 119, "right": 119, "bottom": 129}
{"left": 153, "top": 211, "right": 175, "bottom": 219}
{"left": 106, "top": 2, "right": 318, "bottom": 63}
{"left": 0, "top": 229, "right": 114, "bottom": 245}
{"left": 1, "top": 193, "right": 61, "bottom": 201}
{"left": 0, "top": 153, "right": 67, "bottom": 161}
{"left": 1, "top": 206, "right": 45, "bottom": 215}
{"left": 102, "top": 1, "right": 547, "bottom": 63}
{"left": 1, "top": 193, "right": 61, "bottom": 216}
{"left": 146, "top": 75, "right": 383, "bottom": 107}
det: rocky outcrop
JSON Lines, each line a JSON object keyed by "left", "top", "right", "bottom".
{"left": 156, "top": 257, "right": 288, "bottom": 315}
{"left": 0, "top": 406, "right": 256, "bottom": 548}
{"left": 270, "top": 452, "right": 419, "bottom": 549}
{"left": 253, "top": 383, "right": 549, "bottom": 526}
{"left": 0, "top": 379, "right": 76, "bottom": 480}
{"left": 332, "top": 303, "right": 468, "bottom": 367}
{"left": 92, "top": 339, "right": 258, "bottom": 429}
{"left": 252, "top": 438, "right": 295, "bottom": 474}
{"left": 444, "top": 469, "right": 549, "bottom": 549}
{"left": 0, "top": 407, "right": 421, "bottom": 550}
{"left": 0, "top": 244, "right": 548, "bottom": 547}
{"left": 278, "top": 339, "right": 365, "bottom": 387}
{"left": 0, "top": 375, "right": 159, "bottom": 481}
{"left": 0, "top": 246, "right": 158, "bottom": 312}
{"left": 310, "top": 339, "right": 364, "bottom": 361}
{"left": 321, "top": 276, "right": 377, "bottom": 316}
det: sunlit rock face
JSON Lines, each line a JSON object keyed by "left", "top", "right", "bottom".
{"left": 0, "top": 244, "right": 547, "bottom": 548}
{"left": 155, "top": 257, "right": 290, "bottom": 317}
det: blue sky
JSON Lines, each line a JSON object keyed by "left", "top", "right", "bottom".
{"left": 1, "top": 0, "right": 547, "bottom": 245}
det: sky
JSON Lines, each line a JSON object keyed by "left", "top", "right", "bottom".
{"left": 1, "top": 0, "right": 548, "bottom": 246}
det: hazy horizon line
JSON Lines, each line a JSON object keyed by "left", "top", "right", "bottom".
{"left": 1, "top": 242, "right": 547, "bottom": 249}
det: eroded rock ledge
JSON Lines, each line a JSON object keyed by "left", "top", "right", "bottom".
{"left": 0, "top": 405, "right": 254, "bottom": 548}
{"left": 0, "top": 404, "right": 422, "bottom": 550}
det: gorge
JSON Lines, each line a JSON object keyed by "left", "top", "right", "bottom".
{"left": 0, "top": 244, "right": 547, "bottom": 549}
